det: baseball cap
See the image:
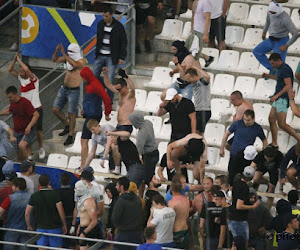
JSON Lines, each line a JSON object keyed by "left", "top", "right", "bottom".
{"left": 242, "top": 166, "right": 255, "bottom": 180}
{"left": 2, "top": 160, "right": 17, "bottom": 181}
{"left": 243, "top": 146, "right": 258, "bottom": 161}
{"left": 81, "top": 166, "right": 95, "bottom": 181}
{"left": 165, "top": 88, "right": 178, "bottom": 101}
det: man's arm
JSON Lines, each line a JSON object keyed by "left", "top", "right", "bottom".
{"left": 118, "top": 24, "right": 127, "bottom": 64}
{"left": 199, "top": 218, "right": 205, "bottom": 242}
{"left": 56, "top": 202, "right": 67, "bottom": 234}
{"left": 0, "top": 108, "right": 11, "bottom": 116}
{"left": 126, "top": 76, "right": 136, "bottom": 97}
{"left": 8, "top": 54, "right": 19, "bottom": 78}
{"left": 85, "top": 145, "right": 97, "bottom": 167}
{"left": 72, "top": 202, "right": 78, "bottom": 229}
{"left": 189, "top": 112, "right": 197, "bottom": 134}
{"left": 97, "top": 201, "right": 104, "bottom": 216}
{"left": 262, "top": 14, "right": 270, "bottom": 39}
{"left": 52, "top": 44, "right": 66, "bottom": 63}
{"left": 270, "top": 77, "right": 292, "bottom": 102}
{"left": 25, "top": 111, "right": 39, "bottom": 135}
{"left": 262, "top": 138, "right": 268, "bottom": 149}
{"left": 112, "top": 200, "right": 122, "bottom": 227}
{"left": 191, "top": 0, "right": 198, "bottom": 31}
{"left": 25, "top": 205, "right": 33, "bottom": 230}
{"left": 219, "top": 130, "right": 231, "bottom": 157}
{"left": 60, "top": 44, "right": 86, "bottom": 70}
{"left": 102, "top": 67, "right": 119, "bottom": 94}
{"left": 288, "top": 90, "right": 300, "bottom": 117}
{"left": 284, "top": 17, "right": 299, "bottom": 48}
{"left": 222, "top": 0, "right": 230, "bottom": 17}
{"left": 147, "top": 207, "right": 156, "bottom": 227}
{"left": 236, "top": 199, "right": 259, "bottom": 210}
{"left": 17, "top": 55, "right": 35, "bottom": 80}
{"left": 193, "top": 65, "right": 210, "bottom": 83}
{"left": 157, "top": 166, "right": 167, "bottom": 182}
{"left": 157, "top": 103, "right": 167, "bottom": 116}
{"left": 218, "top": 225, "right": 226, "bottom": 248}
{"left": 203, "top": 12, "right": 211, "bottom": 43}
{"left": 107, "top": 130, "right": 130, "bottom": 139}
{"left": 280, "top": 148, "right": 294, "bottom": 181}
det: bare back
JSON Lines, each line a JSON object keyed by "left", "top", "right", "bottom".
{"left": 64, "top": 59, "right": 86, "bottom": 87}
{"left": 79, "top": 197, "right": 95, "bottom": 227}
{"left": 235, "top": 100, "right": 253, "bottom": 121}
{"left": 168, "top": 195, "right": 190, "bottom": 232}
{"left": 117, "top": 91, "right": 136, "bottom": 125}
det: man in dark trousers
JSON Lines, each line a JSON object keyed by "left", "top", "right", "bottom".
{"left": 93, "top": 5, "right": 127, "bottom": 101}
{"left": 112, "top": 177, "right": 143, "bottom": 250}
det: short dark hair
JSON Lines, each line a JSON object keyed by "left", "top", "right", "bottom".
{"left": 117, "top": 176, "right": 130, "bottom": 191}
{"left": 172, "top": 174, "right": 185, "bottom": 184}
{"left": 288, "top": 190, "right": 299, "bottom": 205}
{"left": 5, "top": 86, "right": 18, "bottom": 95}
{"left": 263, "top": 147, "right": 277, "bottom": 158}
{"left": 210, "top": 185, "right": 221, "bottom": 196}
{"left": 102, "top": 4, "right": 114, "bottom": 14}
{"left": 60, "top": 172, "right": 71, "bottom": 186}
{"left": 152, "top": 194, "right": 166, "bottom": 206}
{"left": 171, "top": 181, "right": 182, "bottom": 193}
{"left": 20, "top": 160, "right": 34, "bottom": 173}
{"left": 295, "top": 142, "right": 300, "bottom": 154}
{"left": 39, "top": 174, "right": 50, "bottom": 187}
{"left": 243, "top": 109, "right": 255, "bottom": 119}
{"left": 231, "top": 90, "right": 243, "bottom": 99}
{"left": 269, "top": 53, "right": 282, "bottom": 62}
{"left": 144, "top": 227, "right": 156, "bottom": 240}
{"left": 185, "top": 68, "right": 198, "bottom": 77}
{"left": 13, "top": 177, "right": 27, "bottom": 191}
{"left": 216, "top": 175, "right": 229, "bottom": 187}
{"left": 115, "top": 78, "right": 127, "bottom": 87}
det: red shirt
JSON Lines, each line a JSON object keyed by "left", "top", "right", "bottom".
{"left": 0, "top": 186, "right": 13, "bottom": 205}
{"left": 9, "top": 97, "right": 36, "bottom": 133}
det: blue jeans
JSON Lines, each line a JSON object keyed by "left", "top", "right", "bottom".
{"left": 4, "top": 231, "right": 29, "bottom": 250}
{"left": 228, "top": 220, "right": 249, "bottom": 240}
{"left": 93, "top": 56, "right": 118, "bottom": 102}
{"left": 253, "top": 36, "right": 289, "bottom": 70}
{"left": 53, "top": 86, "right": 80, "bottom": 114}
{"left": 169, "top": 82, "right": 193, "bottom": 100}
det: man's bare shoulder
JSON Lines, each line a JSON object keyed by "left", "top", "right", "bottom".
{"left": 84, "top": 197, "right": 96, "bottom": 207}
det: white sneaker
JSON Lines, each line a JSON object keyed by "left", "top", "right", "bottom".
{"left": 10, "top": 42, "right": 18, "bottom": 51}
{"left": 39, "top": 148, "right": 46, "bottom": 159}
{"left": 112, "top": 166, "right": 121, "bottom": 175}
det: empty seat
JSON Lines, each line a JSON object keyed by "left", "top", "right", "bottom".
{"left": 288, "top": 37, "right": 300, "bottom": 54}
{"left": 158, "top": 118, "right": 172, "bottom": 141}
{"left": 267, "top": 131, "right": 289, "bottom": 152}
{"left": 90, "top": 159, "right": 109, "bottom": 173}
{"left": 227, "top": 3, "right": 249, "bottom": 24}
{"left": 290, "top": 115, "right": 300, "bottom": 130}
{"left": 68, "top": 156, "right": 81, "bottom": 169}
{"left": 144, "top": 67, "right": 172, "bottom": 89}
{"left": 212, "top": 50, "right": 239, "bottom": 71}
{"left": 179, "top": 21, "right": 191, "bottom": 40}
{"left": 134, "top": 89, "right": 147, "bottom": 111}
{"left": 199, "top": 48, "right": 219, "bottom": 68}
{"left": 211, "top": 74, "right": 235, "bottom": 96}
{"left": 236, "top": 52, "right": 260, "bottom": 73}
{"left": 65, "top": 132, "right": 82, "bottom": 154}
{"left": 236, "top": 28, "right": 263, "bottom": 50}
{"left": 204, "top": 123, "right": 225, "bottom": 147}
{"left": 207, "top": 72, "right": 215, "bottom": 89}
{"left": 253, "top": 103, "right": 272, "bottom": 126}
{"left": 254, "top": 129, "right": 268, "bottom": 151}
{"left": 285, "top": 56, "right": 299, "bottom": 73}
{"left": 206, "top": 147, "right": 220, "bottom": 166}
{"left": 155, "top": 19, "right": 183, "bottom": 40}
{"left": 47, "top": 153, "right": 68, "bottom": 169}
{"left": 287, "top": 0, "right": 300, "bottom": 7}
{"left": 100, "top": 111, "right": 118, "bottom": 128}
{"left": 144, "top": 115, "right": 163, "bottom": 138}
{"left": 233, "top": 76, "right": 256, "bottom": 99}
{"left": 244, "top": 5, "right": 268, "bottom": 26}
{"left": 225, "top": 26, "right": 244, "bottom": 45}
{"left": 291, "top": 9, "right": 300, "bottom": 30}
{"left": 211, "top": 149, "right": 230, "bottom": 173}
{"left": 143, "top": 91, "right": 162, "bottom": 113}
{"left": 210, "top": 98, "right": 231, "bottom": 121}
{"left": 253, "top": 78, "right": 276, "bottom": 100}
{"left": 158, "top": 141, "right": 168, "bottom": 162}
{"left": 179, "top": 8, "right": 192, "bottom": 19}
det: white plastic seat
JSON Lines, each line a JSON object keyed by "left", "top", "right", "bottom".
{"left": 236, "top": 28, "right": 263, "bottom": 50}
{"left": 210, "top": 98, "right": 231, "bottom": 121}
{"left": 199, "top": 48, "right": 219, "bottom": 68}
{"left": 288, "top": 37, "right": 300, "bottom": 54}
{"left": 291, "top": 9, "right": 300, "bottom": 30}
{"left": 100, "top": 111, "right": 118, "bottom": 128}
{"left": 253, "top": 78, "right": 276, "bottom": 100}
{"left": 285, "top": 56, "right": 299, "bottom": 73}
{"left": 211, "top": 74, "right": 235, "bottom": 96}
{"left": 179, "top": 9, "right": 192, "bottom": 19}
{"left": 227, "top": 3, "right": 249, "bottom": 24}
{"left": 291, "top": 115, "right": 300, "bottom": 130}
{"left": 158, "top": 141, "right": 168, "bottom": 162}
{"left": 225, "top": 26, "right": 245, "bottom": 45}
{"left": 47, "top": 153, "right": 68, "bottom": 169}
{"left": 158, "top": 118, "right": 172, "bottom": 141}
{"left": 236, "top": 52, "right": 260, "bottom": 73}
{"left": 144, "top": 67, "right": 172, "bottom": 89}
{"left": 287, "top": 0, "right": 300, "bottom": 7}
{"left": 253, "top": 103, "right": 272, "bottom": 126}
{"left": 134, "top": 89, "right": 147, "bottom": 111}
{"left": 286, "top": 108, "right": 294, "bottom": 125}
{"left": 144, "top": 116, "right": 162, "bottom": 138}
{"left": 155, "top": 19, "right": 183, "bottom": 40}
{"left": 65, "top": 132, "right": 82, "bottom": 154}
{"left": 68, "top": 156, "right": 81, "bottom": 169}
{"left": 204, "top": 123, "right": 225, "bottom": 147}
{"left": 178, "top": 21, "right": 191, "bottom": 40}
{"left": 90, "top": 159, "right": 109, "bottom": 173}
{"left": 286, "top": 135, "right": 298, "bottom": 151}
{"left": 143, "top": 91, "right": 162, "bottom": 113}
{"left": 267, "top": 131, "right": 289, "bottom": 152}
{"left": 211, "top": 149, "right": 230, "bottom": 173}
{"left": 244, "top": 5, "right": 268, "bottom": 26}
{"left": 206, "top": 147, "right": 220, "bottom": 166}
{"left": 254, "top": 129, "right": 268, "bottom": 151}
{"left": 207, "top": 72, "right": 215, "bottom": 89}
{"left": 212, "top": 50, "right": 239, "bottom": 71}
{"left": 233, "top": 76, "right": 256, "bottom": 99}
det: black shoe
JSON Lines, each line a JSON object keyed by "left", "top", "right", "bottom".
{"left": 136, "top": 44, "right": 141, "bottom": 54}
{"left": 204, "top": 56, "right": 214, "bottom": 67}
{"left": 59, "top": 126, "right": 69, "bottom": 136}
{"left": 164, "top": 119, "right": 171, "bottom": 124}
{"left": 64, "top": 135, "right": 74, "bottom": 146}
{"left": 268, "top": 143, "right": 279, "bottom": 149}
{"left": 144, "top": 40, "right": 151, "bottom": 53}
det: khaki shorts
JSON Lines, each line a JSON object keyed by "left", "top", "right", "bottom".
{"left": 185, "top": 30, "right": 204, "bottom": 61}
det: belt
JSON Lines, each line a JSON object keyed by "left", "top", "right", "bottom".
{"left": 63, "top": 85, "right": 80, "bottom": 90}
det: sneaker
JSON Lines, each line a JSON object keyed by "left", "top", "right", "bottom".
{"left": 136, "top": 44, "right": 141, "bottom": 54}
{"left": 75, "top": 166, "right": 83, "bottom": 174}
{"left": 166, "top": 8, "right": 175, "bottom": 18}
{"left": 28, "top": 155, "right": 33, "bottom": 161}
{"left": 268, "top": 143, "right": 279, "bottom": 149}
{"left": 112, "top": 166, "right": 121, "bottom": 175}
{"left": 39, "top": 147, "right": 46, "bottom": 159}
{"left": 144, "top": 40, "right": 151, "bottom": 53}
{"left": 59, "top": 126, "right": 69, "bottom": 136}
{"left": 10, "top": 42, "right": 18, "bottom": 51}
{"left": 174, "top": 14, "right": 179, "bottom": 19}
{"left": 204, "top": 56, "right": 214, "bottom": 67}
{"left": 64, "top": 135, "right": 74, "bottom": 146}
{"left": 164, "top": 119, "right": 171, "bottom": 124}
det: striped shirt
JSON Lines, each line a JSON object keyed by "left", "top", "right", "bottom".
{"left": 100, "top": 24, "right": 113, "bottom": 55}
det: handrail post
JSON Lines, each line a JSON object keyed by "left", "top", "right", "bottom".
{"left": 18, "top": 0, "right": 23, "bottom": 53}
{"left": 129, "top": 4, "right": 136, "bottom": 74}
{"left": 24, "top": 234, "right": 41, "bottom": 250}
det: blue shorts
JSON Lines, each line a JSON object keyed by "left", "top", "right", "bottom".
{"left": 36, "top": 227, "right": 63, "bottom": 247}
{"left": 272, "top": 98, "right": 288, "bottom": 113}
{"left": 13, "top": 128, "right": 36, "bottom": 153}
{"left": 228, "top": 220, "right": 249, "bottom": 241}
{"left": 53, "top": 85, "right": 80, "bottom": 114}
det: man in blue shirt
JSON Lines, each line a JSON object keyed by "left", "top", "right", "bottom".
{"left": 220, "top": 109, "right": 267, "bottom": 185}
{"left": 277, "top": 214, "right": 299, "bottom": 250}
{"left": 262, "top": 53, "right": 300, "bottom": 148}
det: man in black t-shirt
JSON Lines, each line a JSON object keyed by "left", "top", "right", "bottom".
{"left": 157, "top": 88, "right": 196, "bottom": 141}
{"left": 250, "top": 147, "right": 283, "bottom": 209}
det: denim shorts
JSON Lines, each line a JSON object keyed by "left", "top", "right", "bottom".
{"left": 53, "top": 85, "right": 80, "bottom": 114}
{"left": 36, "top": 227, "right": 63, "bottom": 247}
{"left": 13, "top": 128, "right": 36, "bottom": 152}
{"left": 272, "top": 98, "right": 288, "bottom": 113}
{"left": 169, "top": 81, "right": 193, "bottom": 100}
{"left": 228, "top": 220, "right": 249, "bottom": 240}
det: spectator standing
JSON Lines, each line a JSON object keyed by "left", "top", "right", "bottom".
{"left": 94, "top": 5, "right": 127, "bottom": 101}
{"left": 112, "top": 177, "right": 143, "bottom": 250}
{"left": 0, "top": 178, "right": 30, "bottom": 249}
{"left": 287, "top": 190, "right": 300, "bottom": 217}
{"left": 277, "top": 214, "right": 299, "bottom": 249}
{"left": 78, "top": 66, "right": 112, "bottom": 171}
{"left": 253, "top": 2, "right": 298, "bottom": 72}
{"left": 0, "top": 161, "right": 16, "bottom": 204}
{"left": 262, "top": 53, "right": 300, "bottom": 147}
{"left": 19, "top": 160, "right": 35, "bottom": 194}
{"left": 28, "top": 162, "right": 40, "bottom": 193}
{"left": 105, "top": 183, "right": 119, "bottom": 236}
{"left": 215, "top": 175, "right": 232, "bottom": 204}
{"left": 0, "top": 86, "right": 39, "bottom": 161}
{"left": 8, "top": 53, "right": 45, "bottom": 159}
{"left": 144, "top": 176, "right": 160, "bottom": 225}
{"left": 0, "top": 120, "right": 16, "bottom": 163}
{"left": 137, "top": 227, "right": 163, "bottom": 250}
{"left": 52, "top": 43, "right": 86, "bottom": 146}
{"left": 25, "top": 174, "right": 67, "bottom": 248}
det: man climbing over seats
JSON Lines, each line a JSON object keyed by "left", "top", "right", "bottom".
{"left": 263, "top": 53, "right": 300, "bottom": 147}
{"left": 166, "top": 133, "right": 207, "bottom": 184}
{"left": 77, "top": 67, "right": 112, "bottom": 172}
{"left": 253, "top": 2, "right": 298, "bottom": 74}
{"left": 52, "top": 43, "right": 86, "bottom": 146}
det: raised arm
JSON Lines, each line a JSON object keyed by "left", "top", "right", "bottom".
{"left": 60, "top": 44, "right": 86, "bottom": 69}
{"left": 52, "top": 44, "right": 66, "bottom": 63}
{"left": 189, "top": 112, "right": 197, "bottom": 134}
{"left": 102, "top": 67, "right": 119, "bottom": 94}
{"left": 17, "top": 55, "right": 35, "bottom": 80}
{"left": 8, "top": 54, "right": 19, "bottom": 78}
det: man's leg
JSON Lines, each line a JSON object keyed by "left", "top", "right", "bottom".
{"left": 268, "top": 107, "right": 278, "bottom": 146}
{"left": 193, "top": 161, "right": 204, "bottom": 184}
{"left": 80, "top": 139, "right": 89, "bottom": 169}
{"left": 111, "top": 143, "right": 121, "bottom": 174}
{"left": 286, "top": 166, "right": 299, "bottom": 190}
{"left": 277, "top": 112, "right": 300, "bottom": 142}
{"left": 52, "top": 107, "right": 68, "bottom": 126}
{"left": 175, "top": 0, "right": 181, "bottom": 16}
{"left": 272, "top": 36, "right": 289, "bottom": 62}
{"left": 217, "top": 16, "right": 226, "bottom": 51}
{"left": 106, "top": 57, "right": 118, "bottom": 102}
{"left": 145, "top": 15, "right": 155, "bottom": 52}
{"left": 253, "top": 38, "right": 273, "bottom": 71}
{"left": 18, "top": 140, "right": 29, "bottom": 161}
{"left": 52, "top": 86, "right": 69, "bottom": 133}
{"left": 170, "top": 146, "right": 187, "bottom": 173}
{"left": 92, "top": 56, "right": 105, "bottom": 80}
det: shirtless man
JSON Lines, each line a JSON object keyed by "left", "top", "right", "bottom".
{"left": 193, "top": 176, "right": 213, "bottom": 217}
{"left": 75, "top": 180, "right": 99, "bottom": 250}
{"left": 168, "top": 181, "right": 190, "bottom": 250}
{"left": 52, "top": 43, "right": 86, "bottom": 145}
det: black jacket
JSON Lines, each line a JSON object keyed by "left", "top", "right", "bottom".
{"left": 95, "top": 18, "right": 127, "bottom": 65}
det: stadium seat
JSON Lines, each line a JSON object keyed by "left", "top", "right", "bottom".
{"left": 178, "top": 21, "right": 191, "bottom": 40}
{"left": 233, "top": 76, "right": 256, "bottom": 99}
{"left": 179, "top": 9, "right": 192, "bottom": 20}
{"left": 235, "top": 28, "right": 263, "bottom": 50}
{"left": 65, "top": 132, "right": 82, "bottom": 154}
{"left": 204, "top": 123, "right": 225, "bottom": 147}
{"left": 158, "top": 118, "right": 172, "bottom": 141}
{"left": 211, "top": 50, "right": 239, "bottom": 71}
{"left": 236, "top": 52, "right": 260, "bottom": 73}
{"left": 144, "top": 115, "right": 163, "bottom": 138}
{"left": 207, "top": 72, "right": 215, "bottom": 89}
{"left": 253, "top": 78, "right": 276, "bottom": 101}
{"left": 68, "top": 156, "right": 81, "bottom": 169}
{"left": 254, "top": 129, "right": 268, "bottom": 151}
{"left": 47, "top": 153, "right": 68, "bottom": 169}
{"left": 244, "top": 5, "right": 268, "bottom": 26}
{"left": 285, "top": 56, "right": 299, "bottom": 73}
{"left": 154, "top": 19, "right": 183, "bottom": 40}
{"left": 210, "top": 98, "right": 231, "bottom": 121}
{"left": 144, "top": 67, "right": 172, "bottom": 89}
{"left": 100, "top": 111, "right": 118, "bottom": 128}
{"left": 225, "top": 26, "right": 245, "bottom": 46}
{"left": 267, "top": 131, "right": 289, "bottom": 153}
{"left": 158, "top": 141, "right": 168, "bottom": 162}
{"left": 291, "top": 115, "right": 300, "bottom": 130}
{"left": 227, "top": 3, "right": 249, "bottom": 24}
{"left": 253, "top": 103, "right": 272, "bottom": 126}
{"left": 211, "top": 149, "right": 230, "bottom": 173}
{"left": 286, "top": 108, "right": 294, "bottom": 125}
{"left": 286, "top": 135, "right": 298, "bottom": 150}
{"left": 200, "top": 48, "right": 219, "bottom": 68}
{"left": 134, "top": 89, "right": 147, "bottom": 111}
{"left": 90, "top": 159, "right": 109, "bottom": 173}
{"left": 291, "top": 9, "right": 300, "bottom": 30}
{"left": 211, "top": 74, "right": 235, "bottom": 96}
{"left": 143, "top": 91, "right": 162, "bottom": 113}
{"left": 288, "top": 37, "right": 300, "bottom": 54}
{"left": 287, "top": 0, "right": 300, "bottom": 7}
{"left": 206, "top": 147, "right": 220, "bottom": 166}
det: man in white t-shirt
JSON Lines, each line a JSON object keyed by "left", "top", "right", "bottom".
{"left": 147, "top": 194, "right": 176, "bottom": 248}
{"left": 8, "top": 53, "right": 45, "bottom": 159}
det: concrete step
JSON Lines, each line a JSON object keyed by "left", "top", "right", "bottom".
{"left": 136, "top": 52, "right": 156, "bottom": 64}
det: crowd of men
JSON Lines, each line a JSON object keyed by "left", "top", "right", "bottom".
{"left": 2, "top": 0, "right": 300, "bottom": 249}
